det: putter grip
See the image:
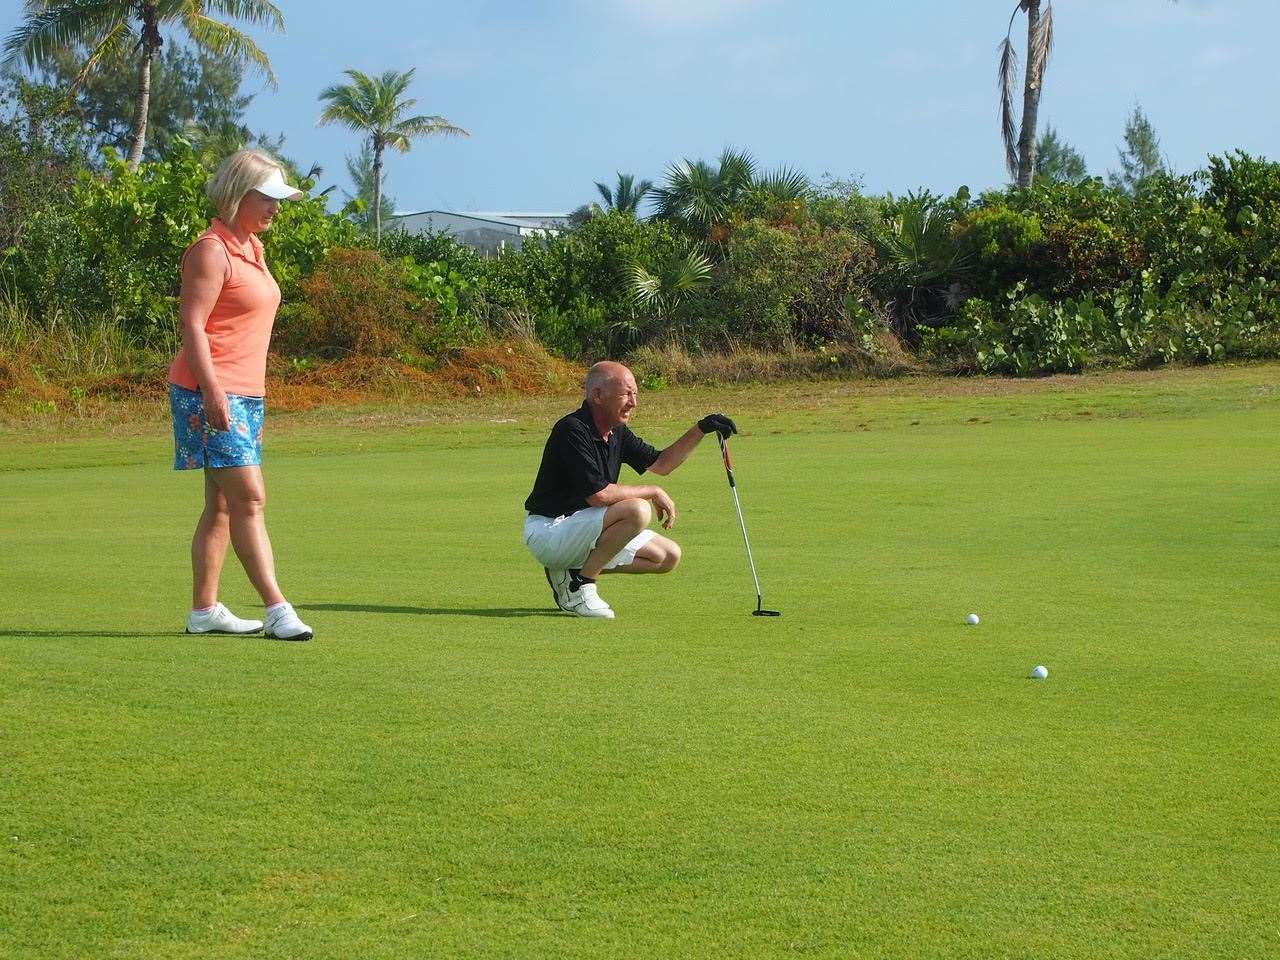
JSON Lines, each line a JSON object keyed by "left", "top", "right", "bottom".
{"left": 718, "top": 437, "right": 736, "bottom": 487}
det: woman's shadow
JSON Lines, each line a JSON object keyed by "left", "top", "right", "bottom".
{"left": 297, "top": 603, "right": 561, "bottom": 619}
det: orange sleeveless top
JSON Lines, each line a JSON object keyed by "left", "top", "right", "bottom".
{"left": 168, "top": 219, "right": 281, "bottom": 397}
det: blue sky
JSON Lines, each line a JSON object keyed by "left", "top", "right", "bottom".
{"left": 8, "top": 0, "right": 1275, "bottom": 212}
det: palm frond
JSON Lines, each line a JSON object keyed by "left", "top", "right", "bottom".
{"left": 630, "top": 263, "right": 662, "bottom": 308}
{"left": 717, "top": 147, "right": 756, "bottom": 192}
{"left": 392, "top": 114, "right": 468, "bottom": 142}
{"left": 183, "top": 14, "right": 277, "bottom": 87}
{"left": 2, "top": 1, "right": 126, "bottom": 69}
{"left": 671, "top": 250, "right": 713, "bottom": 293}
{"left": 317, "top": 99, "right": 373, "bottom": 134}
{"left": 595, "top": 180, "right": 614, "bottom": 208}
{"left": 1031, "top": 1, "right": 1054, "bottom": 84}
{"left": 998, "top": 36, "right": 1020, "bottom": 179}
{"left": 60, "top": 20, "right": 131, "bottom": 103}
{"left": 755, "top": 165, "right": 809, "bottom": 200}
{"left": 193, "top": 0, "right": 285, "bottom": 33}
{"left": 652, "top": 159, "right": 726, "bottom": 230}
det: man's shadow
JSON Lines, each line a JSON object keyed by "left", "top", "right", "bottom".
{"left": 298, "top": 603, "right": 561, "bottom": 619}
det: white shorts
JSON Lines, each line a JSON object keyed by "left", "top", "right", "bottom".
{"left": 523, "top": 508, "right": 656, "bottom": 571}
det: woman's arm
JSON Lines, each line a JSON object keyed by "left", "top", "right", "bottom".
{"left": 179, "top": 240, "right": 232, "bottom": 430}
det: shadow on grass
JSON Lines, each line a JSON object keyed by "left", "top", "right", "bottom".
{"left": 299, "top": 603, "right": 561, "bottom": 619}
{"left": 0, "top": 629, "right": 179, "bottom": 638}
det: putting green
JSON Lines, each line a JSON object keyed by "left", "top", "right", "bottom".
{"left": 2, "top": 367, "right": 1278, "bottom": 959}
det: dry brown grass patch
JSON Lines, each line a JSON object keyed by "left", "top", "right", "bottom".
{"left": 628, "top": 335, "right": 919, "bottom": 387}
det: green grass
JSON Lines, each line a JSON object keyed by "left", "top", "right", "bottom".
{"left": 2, "top": 365, "right": 1278, "bottom": 959}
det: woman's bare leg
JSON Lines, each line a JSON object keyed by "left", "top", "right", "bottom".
{"left": 191, "top": 470, "right": 231, "bottom": 608}
{"left": 208, "top": 465, "right": 286, "bottom": 607}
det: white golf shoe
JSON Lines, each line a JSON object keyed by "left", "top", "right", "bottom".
{"left": 563, "top": 581, "right": 615, "bottom": 619}
{"left": 186, "top": 602, "right": 263, "bottom": 635}
{"left": 263, "top": 602, "right": 314, "bottom": 641}
{"left": 544, "top": 567, "right": 570, "bottom": 610}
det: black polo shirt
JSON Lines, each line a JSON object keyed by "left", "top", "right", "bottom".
{"left": 524, "top": 402, "right": 661, "bottom": 517}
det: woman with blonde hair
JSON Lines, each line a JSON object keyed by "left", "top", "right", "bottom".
{"left": 168, "top": 149, "right": 313, "bottom": 640}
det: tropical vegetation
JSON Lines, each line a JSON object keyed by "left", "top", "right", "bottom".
{"left": 2, "top": 0, "right": 283, "bottom": 170}
{"left": 317, "top": 67, "right": 467, "bottom": 242}
{"left": 2, "top": 4, "right": 1278, "bottom": 412}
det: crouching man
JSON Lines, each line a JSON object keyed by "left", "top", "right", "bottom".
{"left": 523, "top": 360, "right": 737, "bottom": 619}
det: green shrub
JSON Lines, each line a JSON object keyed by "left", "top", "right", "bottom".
{"left": 955, "top": 206, "right": 1044, "bottom": 299}
{"left": 274, "top": 248, "right": 437, "bottom": 359}
{"left": 856, "top": 189, "right": 971, "bottom": 337}
{"left": 0, "top": 79, "right": 90, "bottom": 254}
{"left": 2, "top": 140, "right": 365, "bottom": 343}
{"left": 1200, "top": 151, "right": 1280, "bottom": 279}
{"left": 714, "top": 218, "right": 879, "bottom": 347}
{"left": 378, "top": 228, "right": 481, "bottom": 278}
{"left": 964, "top": 284, "right": 1107, "bottom": 375}
{"left": 476, "top": 211, "right": 690, "bottom": 357}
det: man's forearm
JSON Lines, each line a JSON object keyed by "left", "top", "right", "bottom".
{"left": 649, "top": 425, "right": 704, "bottom": 476}
{"left": 586, "top": 482, "right": 664, "bottom": 507}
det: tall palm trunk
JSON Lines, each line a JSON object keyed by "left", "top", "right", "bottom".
{"left": 1016, "top": 0, "right": 1043, "bottom": 188}
{"left": 372, "top": 138, "right": 384, "bottom": 243}
{"left": 126, "top": 49, "right": 152, "bottom": 170}
{"left": 127, "top": 3, "right": 162, "bottom": 172}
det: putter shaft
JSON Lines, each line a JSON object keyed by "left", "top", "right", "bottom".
{"left": 718, "top": 435, "right": 767, "bottom": 610}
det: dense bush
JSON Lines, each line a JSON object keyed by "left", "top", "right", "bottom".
{"left": 4, "top": 84, "right": 1280, "bottom": 382}
{"left": 378, "top": 227, "right": 482, "bottom": 280}
{"left": 275, "top": 248, "right": 436, "bottom": 358}
{"left": 2, "top": 140, "right": 365, "bottom": 344}
{"left": 475, "top": 211, "right": 692, "bottom": 356}
{"left": 714, "top": 218, "right": 879, "bottom": 346}
{"left": 0, "top": 80, "right": 90, "bottom": 255}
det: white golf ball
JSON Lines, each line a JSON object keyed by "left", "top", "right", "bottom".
{"left": 966, "top": 613, "right": 980, "bottom": 625}
{"left": 1030, "top": 665, "right": 1049, "bottom": 680}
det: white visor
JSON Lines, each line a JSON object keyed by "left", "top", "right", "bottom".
{"left": 254, "top": 167, "right": 304, "bottom": 201}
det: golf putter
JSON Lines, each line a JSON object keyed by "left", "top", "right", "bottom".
{"left": 717, "top": 434, "right": 781, "bottom": 617}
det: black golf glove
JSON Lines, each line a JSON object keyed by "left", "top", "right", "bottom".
{"left": 698, "top": 413, "right": 738, "bottom": 438}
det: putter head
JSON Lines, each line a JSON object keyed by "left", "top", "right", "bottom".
{"left": 752, "top": 609, "right": 782, "bottom": 617}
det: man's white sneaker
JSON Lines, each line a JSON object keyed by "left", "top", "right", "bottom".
{"left": 186, "top": 602, "right": 263, "bottom": 635}
{"left": 263, "top": 602, "right": 313, "bottom": 641}
{"left": 563, "top": 581, "right": 615, "bottom": 619}
{"left": 544, "top": 567, "right": 570, "bottom": 610}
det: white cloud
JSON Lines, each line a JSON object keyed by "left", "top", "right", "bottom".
{"left": 1193, "top": 44, "right": 1242, "bottom": 69}
{"left": 589, "top": 0, "right": 765, "bottom": 27}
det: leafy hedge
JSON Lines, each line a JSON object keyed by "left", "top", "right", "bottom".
{"left": 4, "top": 84, "right": 1280, "bottom": 379}
{"left": 2, "top": 140, "right": 364, "bottom": 345}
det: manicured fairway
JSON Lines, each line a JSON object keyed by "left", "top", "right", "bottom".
{"left": 2, "top": 367, "right": 1278, "bottom": 959}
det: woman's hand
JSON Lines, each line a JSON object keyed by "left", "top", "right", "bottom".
{"left": 205, "top": 386, "right": 231, "bottom": 431}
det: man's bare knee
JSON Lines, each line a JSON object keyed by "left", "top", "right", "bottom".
{"left": 659, "top": 541, "right": 682, "bottom": 573}
{"left": 613, "top": 497, "right": 651, "bottom": 531}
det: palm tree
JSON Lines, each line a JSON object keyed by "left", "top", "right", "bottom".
{"left": 997, "top": 0, "right": 1054, "bottom": 188}
{"left": 595, "top": 172, "right": 653, "bottom": 215}
{"left": 651, "top": 148, "right": 755, "bottom": 236}
{"left": 860, "top": 191, "right": 971, "bottom": 338}
{"left": 651, "top": 148, "right": 808, "bottom": 240}
{"left": 3, "top": 1, "right": 283, "bottom": 171}
{"left": 612, "top": 248, "right": 713, "bottom": 350}
{"left": 318, "top": 68, "right": 467, "bottom": 242}
{"left": 343, "top": 142, "right": 396, "bottom": 232}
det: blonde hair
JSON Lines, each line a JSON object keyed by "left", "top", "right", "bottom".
{"left": 207, "top": 149, "right": 286, "bottom": 224}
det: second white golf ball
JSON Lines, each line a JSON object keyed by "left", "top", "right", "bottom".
{"left": 966, "top": 613, "right": 980, "bottom": 625}
{"left": 1030, "top": 665, "right": 1049, "bottom": 679}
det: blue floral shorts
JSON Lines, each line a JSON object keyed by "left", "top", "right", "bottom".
{"left": 169, "top": 384, "right": 265, "bottom": 470}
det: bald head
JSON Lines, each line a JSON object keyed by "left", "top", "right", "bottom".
{"left": 584, "top": 361, "right": 638, "bottom": 434}
{"left": 585, "top": 360, "right": 630, "bottom": 397}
